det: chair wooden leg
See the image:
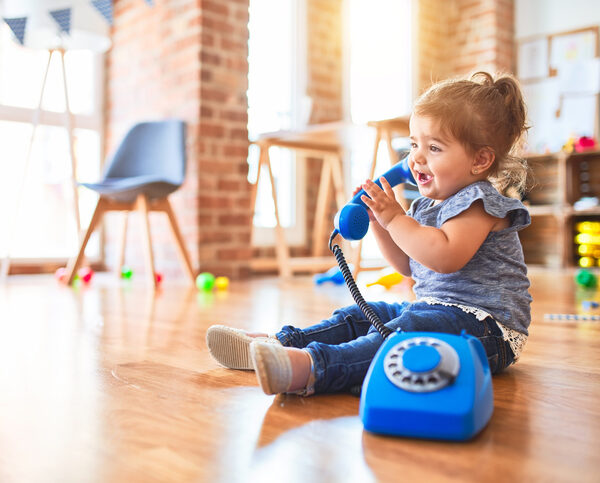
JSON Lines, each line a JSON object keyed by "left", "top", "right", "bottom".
{"left": 162, "top": 198, "right": 196, "bottom": 284}
{"left": 66, "top": 197, "right": 107, "bottom": 285}
{"left": 136, "top": 194, "right": 157, "bottom": 289}
{"left": 116, "top": 212, "right": 129, "bottom": 276}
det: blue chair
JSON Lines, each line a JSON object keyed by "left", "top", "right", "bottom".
{"left": 66, "top": 120, "right": 195, "bottom": 287}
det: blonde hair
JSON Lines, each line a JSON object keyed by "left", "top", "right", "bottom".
{"left": 413, "top": 71, "right": 530, "bottom": 196}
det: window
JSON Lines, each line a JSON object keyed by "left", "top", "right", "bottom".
{"left": 0, "top": 26, "right": 103, "bottom": 264}
{"left": 344, "top": 0, "right": 414, "bottom": 260}
{"left": 346, "top": 0, "right": 413, "bottom": 126}
{"left": 247, "top": 0, "right": 307, "bottom": 246}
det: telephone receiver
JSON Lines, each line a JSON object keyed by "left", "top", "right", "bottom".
{"left": 334, "top": 155, "right": 416, "bottom": 241}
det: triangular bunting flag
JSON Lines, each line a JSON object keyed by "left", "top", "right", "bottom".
{"left": 3, "top": 17, "right": 27, "bottom": 45}
{"left": 91, "top": 0, "right": 114, "bottom": 26}
{"left": 50, "top": 8, "right": 72, "bottom": 34}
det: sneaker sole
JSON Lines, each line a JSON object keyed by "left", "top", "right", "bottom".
{"left": 206, "top": 326, "right": 253, "bottom": 370}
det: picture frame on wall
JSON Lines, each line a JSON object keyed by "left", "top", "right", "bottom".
{"left": 518, "top": 26, "right": 600, "bottom": 154}
{"left": 518, "top": 37, "right": 549, "bottom": 81}
{"left": 549, "top": 26, "right": 599, "bottom": 76}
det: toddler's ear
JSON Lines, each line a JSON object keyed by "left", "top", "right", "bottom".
{"left": 472, "top": 147, "right": 495, "bottom": 174}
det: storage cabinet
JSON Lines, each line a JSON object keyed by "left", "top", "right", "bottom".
{"left": 521, "top": 150, "right": 600, "bottom": 267}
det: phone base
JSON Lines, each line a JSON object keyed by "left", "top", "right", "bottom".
{"left": 359, "top": 331, "right": 493, "bottom": 441}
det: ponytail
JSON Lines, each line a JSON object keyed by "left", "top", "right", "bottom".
{"left": 415, "top": 71, "right": 532, "bottom": 196}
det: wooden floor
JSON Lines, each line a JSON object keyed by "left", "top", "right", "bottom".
{"left": 0, "top": 268, "right": 598, "bottom": 482}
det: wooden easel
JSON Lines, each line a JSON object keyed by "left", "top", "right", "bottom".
{"left": 1, "top": 48, "right": 81, "bottom": 278}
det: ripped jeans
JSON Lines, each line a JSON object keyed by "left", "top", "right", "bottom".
{"left": 275, "top": 301, "right": 514, "bottom": 395}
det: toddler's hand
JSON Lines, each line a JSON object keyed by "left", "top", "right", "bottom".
{"left": 352, "top": 184, "right": 376, "bottom": 222}
{"left": 360, "top": 177, "right": 405, "bottom": 229}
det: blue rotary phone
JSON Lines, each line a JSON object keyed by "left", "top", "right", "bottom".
{"left": 329, "top": 156, "right": 494, "bottom": 441}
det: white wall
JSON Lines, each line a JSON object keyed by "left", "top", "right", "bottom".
{"left": 516, "top": 0, "right": 600, "bottom": 39}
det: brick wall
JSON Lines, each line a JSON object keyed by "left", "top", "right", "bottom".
{"left": 417, "top": 0, "right": 453, "bottom": 89}
{"left": 106, "top": 0, "right": 251, "bottom": 280}
{"left": 306, "top": 0, "right": 344, "bottom": 125}
{"left": 196, "top": 0, "right": 252, "bottom": 279}
{"left": 418, "top": 0, "right": 515, "bottom": 92}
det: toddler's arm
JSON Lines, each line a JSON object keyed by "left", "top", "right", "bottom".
{"left": 361, "top": 178, "right": 501, "bottom": 273}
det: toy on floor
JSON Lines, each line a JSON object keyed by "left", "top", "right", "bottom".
{"left": 366, "top": 271, "right": 404, "bottom": 290}
{"left": 314, "top": 266, "right": 345, "bottom": 285}
{"left": 54, "top": 267, "right": 68, "bottom": 283}
{"left": 575, "top": 269, "right": 597, "bottom": 288}
{"left": 155, "top": 272, "right": 163, "bottom": 284}
{"left": 360, "top": 330, "right": 493, "bottom": 440}
{"left": 78, "top": 267, "right": 94, "bottom": 284}
{"left": 55, "top": 267, "right": 91, "bottom": 285}
{"left": 544, "top": 313, "right": 600, "bottom": 321}
{"left": 215, "top": 276, "right": 229, "bottom": 291}
{"left": 581, "top": 300, "right": 599, "bottom": 310}
{"left": 121, "top": 266, "right": 133, "bottom": 279}
{"left": 196, "top": 272, "right": 215, "bottom": 291}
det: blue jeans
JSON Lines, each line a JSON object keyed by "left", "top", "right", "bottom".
{"left": 275, "top": 301, "right": 514, "bottom": 394}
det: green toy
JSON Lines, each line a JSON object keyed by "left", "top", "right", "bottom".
{"left": 575, "top": 269, "right": 597, "bottom": 288}
{"left": 196, "top": 272, "right": 216, "bottom": 291}
{"left": 121, "top": 266, "right": 133, "bottom": 279}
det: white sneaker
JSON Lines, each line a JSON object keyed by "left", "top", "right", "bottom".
{"left": 206, "top": 325, "right": 280, "bottom": 370}
{"left": 250, "top": 341, "right": 294, "bottom": 394}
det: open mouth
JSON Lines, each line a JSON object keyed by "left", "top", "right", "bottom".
{"left": 416, "top": 171, "right": 433, "bottom": 184}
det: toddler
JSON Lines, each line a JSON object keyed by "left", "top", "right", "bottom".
{"left": 207, "top": 71, "right": 532, "bottom": 396}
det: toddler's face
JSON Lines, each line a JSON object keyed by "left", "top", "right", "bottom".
{"left": 408, "top": 114, "right": 478, "bottom": 202}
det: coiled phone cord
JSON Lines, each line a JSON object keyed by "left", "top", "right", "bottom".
{"left": 329, "top": 230, "right": 393, "bottom": 340}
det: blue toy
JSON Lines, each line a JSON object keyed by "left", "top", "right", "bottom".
{"left": 314, "top": 266, "right": 345, "bottom": 285}
{"left": 334, "top": 156, "right": 415, "bottom": 241}
{"left": 359, "top": 330, "right": 493, "bottom": 441}
{"left": 582, "top": 300, "right": 599, "bottom": 310}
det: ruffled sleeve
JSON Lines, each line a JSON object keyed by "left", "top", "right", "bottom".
{"left": 438, "top": 182, "right": 530, "bottom": 232}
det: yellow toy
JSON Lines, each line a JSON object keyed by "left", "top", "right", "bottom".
{"left": 215, "top": 276, "right": 229, "bottom": 290}
{"left": 575, "top": 221, "right": 600, "bottom": 268}
{"left": 366, "top": 271, "right": 404, "bottom": 290}
{"left": 562, "top": 135, "right": 576, "bottom": 153}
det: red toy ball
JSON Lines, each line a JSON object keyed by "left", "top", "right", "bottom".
{"left": 78, "top": 267, "right": 94, "bottom": 283}
{"left": 575, "top": 136, "right": 597, "bottom": 153}
{"left": 54, "top": 267, "right": 67, "bottom": 283}
{"left": 155, "top": 272, "right": 163, "bottom": 284}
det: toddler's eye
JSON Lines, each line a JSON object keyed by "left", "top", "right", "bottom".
{"left": 430, "top": 145, "right": 441, "bottom": 152}
{"left": 410, "top": 142, "right": 418, "bottom": 149}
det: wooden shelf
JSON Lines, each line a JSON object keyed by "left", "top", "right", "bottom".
{"left": 565, "top": 206, "right": 600, "bottom": 216}
{"left": 527, "top": 204, "right": 563, "bottom": 216}
{"left": 522, "top": 150, "right": 600, "bottom": 267}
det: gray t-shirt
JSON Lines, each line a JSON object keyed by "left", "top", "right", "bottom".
{"left": 407, "top": 181, "right": 532, "bottom": 335}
